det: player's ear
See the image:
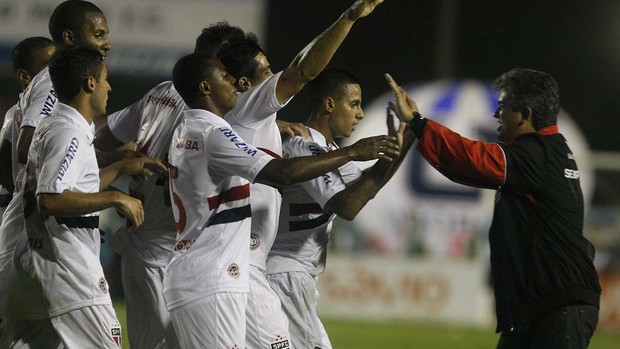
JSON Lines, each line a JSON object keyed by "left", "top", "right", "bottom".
{"left": 199, "top": 80, "right": 210, "bottom": 96}
{"left": 324, "top": 97, "right": 335, "bottom": 113}
{"left": 84, "top": 76, "right": 97, "bottom": 93}
{"left": 237, "top": 76, "right": 251, "bottom": 92}
{"left": 62, "top": 29, "right": 75, "bottom": 46}
{"left": 16, "top": 68, "right": 31, "bottom": 88}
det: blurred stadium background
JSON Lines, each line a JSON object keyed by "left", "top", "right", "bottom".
{"left": 2, "top": 0, "right": 620, "bottom": 347}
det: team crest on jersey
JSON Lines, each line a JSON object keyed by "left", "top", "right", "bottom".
{"left": 270, "top": 337, "right": 290, "bottom": 349}
{"left": 250, "top": 234, "right": 260, "bottom": 250}
{"left": 98, "top": 278, "right": 108, "bottom": 293}
{"left": 228, "top": 263, "right": 240, "bottom": 278}
{"left": 110, "top": 320, "right": 122, "bottom": 347}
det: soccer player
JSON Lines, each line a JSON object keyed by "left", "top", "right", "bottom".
{"left": 0, "top": 36, "right": 54, "bottom": 220}
{"left": 386, "top": 71, "right": 600, "bottom": 349}
{"left": 208, "top": 1, "right": 387, "bottom": 346}
{"left": 166, "top": 53, "right": 398, "bottom": 348}
{"left": 0, "top": 35, "right": 54, "bottom": 336}
{"left": 0, "top": 45, "right": 166, "bottom": 348}
{"left": 15, "top": 0, "right": 111, "bottom": 167}
{"left": 91, "top": 22, "right": 249, "bottom": 349}
{"left": 266, "top": 68, "right": 414, "bottom": 349}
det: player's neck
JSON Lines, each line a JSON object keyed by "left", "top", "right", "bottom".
{"left": 306, "top": 115, "right": 333, "bottom": 144}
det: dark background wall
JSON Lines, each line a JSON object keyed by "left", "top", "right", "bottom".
{"left": 0, "top": 0, "right": 617, "bottom": 152}
{"left": 266, "top": 0, "right": 620, "bottom": 151}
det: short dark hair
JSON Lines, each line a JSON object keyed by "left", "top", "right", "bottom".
{"left": 307, "top": 68, "right": 361, "bottom": 114}
{"left": 172, "top": 53, "right": 218, "bottom": 105}
{"left": 493, "top": 68, "right": 560, "bottom": 130}
{"left": 12, "top": 36, "right": 54, "bottom": 73}
{"left": 49, "top": 0, "right": 104, "bottom": 43}
{"left": 194, "top": 21, "right": 246, "bottom": 56}
{"left": 218, "top": 35, "right": 264, "bottom": 80}
{"left": 48, "top": 45, "right": 104, "bottom": 103}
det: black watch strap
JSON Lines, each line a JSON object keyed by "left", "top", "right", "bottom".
{"left": 408, "top": 111, "right": 427, "bottom": 138}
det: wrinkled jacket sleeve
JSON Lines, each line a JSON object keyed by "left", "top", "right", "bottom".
{"left": 416, "top": 120, "right": 506, "bottom": 189}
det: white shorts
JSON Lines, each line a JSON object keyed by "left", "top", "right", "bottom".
{"left": 1, "top": 305, "right": 120, "bottom": 349}
{"left": 170, "top": 292, "right": 246, "bottom": 349}
{"left": 246, "top": 265, "right": 291, "bottom": 349}
{"left": 267, "top": 271, "right": 332, "bottom": 349}
{"left": 121, "top": 254, "right": 179, "bottom": 349}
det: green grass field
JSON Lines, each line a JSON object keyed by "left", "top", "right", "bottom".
{"left": 113, "top": 300, "right": 620, "bottom": 348}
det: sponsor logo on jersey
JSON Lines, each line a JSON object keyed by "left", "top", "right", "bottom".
{"left": 228, "top": 263, "right": 240, "bottom": 278}
{"left": 564, "top": 168, "right": 579, "bottom": 179}
{"left": 218, "top": 127, "right": 258, "bottom": 156}
{"left": 57, "top": 137, "right": 79, "bottom": 181}
{"left": 175, "top": 138, "right": 199, "bottom": 151}
{"left": 99, "top": 278, "right": 108, "bottom": 293}
{"left": 146, "top": 95, "right": 178, "bottom": 108}
{"left": 250, "top": 234, "right": 260, "bottom": 250}
{"left": 41, "top": 89, "right": 57, "bottom": 117}
{"left": 270, "top": 338, "right": 290, "bottom": 349}
{"left": 110, "top": 321, "right": 122, "bottom": 347}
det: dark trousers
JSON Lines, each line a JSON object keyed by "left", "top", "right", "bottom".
{"left": 497, "top": 304, "right": 599, "bottom": 349}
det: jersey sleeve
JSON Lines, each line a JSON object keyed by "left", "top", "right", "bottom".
{"left": 226, "top": 71, "right": 291, "bottom": 128}
{"left": 417, "top": 119, "right": 506, "bottom": 188}
{"left": 1, "top": 105, "right": 15, "bottom": 142}
{"left": 283, "top": 136, "right": 350, "bottom": 208}
{"left": 21, "top": 70, "right": 56, "bottom": 129}
{"left": 205, "top": 125, "right": 274, "bottom": 183}
{"left": 107, "top": 97, "right": 147, "bottom": 143}
{"left": 36, "top": 126, "right": 92, "bottom": 195}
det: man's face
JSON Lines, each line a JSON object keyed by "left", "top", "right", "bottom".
{"left": 73, "top": 12, "right": 112, "bottom": 57}
{"left": 249, "top": 52, "right": 273, "bottom": 87}
{"left": 328, "top": 83, "right": 364, "bottom": 139}
{"left": 208, "top": 58, "right": 238, "bottom": 114}
{"left": 93, "top": 63, "right": 111, "bottom": 117}
{"left": 495, "top": 91, "right": 522, "bottom": 143}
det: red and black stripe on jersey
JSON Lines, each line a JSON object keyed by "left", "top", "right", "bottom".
{"left": 205, "top": 183, "right": 251, "bottom": 227}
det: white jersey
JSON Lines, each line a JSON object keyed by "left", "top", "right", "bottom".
{"left": 108, "top": 81, "right": 186, "bottom": 267}
{"left": 12, "top": 103, "right": 111, "bottom": 318}
{"left": 165, "top": 109, "right": 273, "bottom": 311}
{"left": 225, "top": 71, "right": 291, "bottom": 270}
{"left": 267, "top": 128, "right": 362, "bottom": 276}
{"left": 3, "top": 97, "right": 24, "bottom": 184}
{"left": 0, "top": 103, "right": 16, "bottom": 219}
{"left": 18, "top": 66, "right": 57, "bottom": 130}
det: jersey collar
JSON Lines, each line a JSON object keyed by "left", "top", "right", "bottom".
{"left": 537, "top": 125, "right": 559, "bottom": 136}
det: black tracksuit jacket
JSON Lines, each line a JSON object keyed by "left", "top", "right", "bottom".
{"left": 412, "top": 118, "right": 601, "bottom": 333}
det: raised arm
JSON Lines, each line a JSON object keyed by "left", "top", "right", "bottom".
{"left": 324, "top": 110, "right": 415, "bottom": 220}
{"left": 255, "top": 133, "right": 397, "bottom": 187}
{"left": 276, "top": 0, "right": 385, "bottom": 103}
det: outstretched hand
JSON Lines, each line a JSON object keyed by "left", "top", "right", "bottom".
{"left": 347, "top": 0, "right": 385, "bottom": 21}
{"left": 385, "top": 73, "right": 419, "bottom": 123}
{"left": 348, "top": 135, "right": 399, "bottom": 162}
{"left": 386, "top": 107, "right": 407, "bottom": 149}
{"left": 121, "top": 157, "right": 169, "bottom": 181}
